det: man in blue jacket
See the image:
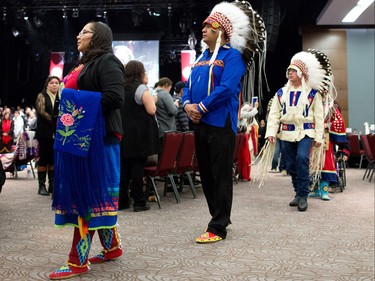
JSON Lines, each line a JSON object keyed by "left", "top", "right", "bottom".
{"left": 182, "top": 1, "right": 266, "bottom": 243}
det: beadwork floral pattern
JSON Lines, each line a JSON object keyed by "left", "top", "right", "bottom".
{"left": 56, "top": 99, "right": 90, "bottom": 150}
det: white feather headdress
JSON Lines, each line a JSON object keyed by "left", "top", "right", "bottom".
{"left": 286, "top": 50, "right": 337, "bottom": 117}
{"left": 196, "top": 1, "right": 268, "bottom": 104}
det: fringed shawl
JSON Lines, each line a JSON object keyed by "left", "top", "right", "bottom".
{"left": 52, "top": 88, "right": 113, "bottom": 220}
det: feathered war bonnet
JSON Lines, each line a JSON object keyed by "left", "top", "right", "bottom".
{"left": 286, "top": 49, "right": 337, "bottom": 117}
{"left": 196, "top": 1, "right": 267, "bottom": 103}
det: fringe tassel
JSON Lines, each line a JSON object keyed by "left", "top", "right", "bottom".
{"left": 78, "top": 216, "right": 89, "bottom": 241}
{"left": 209, "top": 30, "right": 222, "bottom": 66}
{"left": 309, "top": 144, "right": 325, "bottom": 185}
{"left": 251, "top": 140, "right": 275, "bottom": 188}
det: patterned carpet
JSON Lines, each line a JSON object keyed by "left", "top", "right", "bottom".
{"left": 0, "top": 167, "right": 374, "bottom": 281}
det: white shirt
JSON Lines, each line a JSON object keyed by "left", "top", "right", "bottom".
{"left": 13, "top": 115, "right": 24, "bottom": 140}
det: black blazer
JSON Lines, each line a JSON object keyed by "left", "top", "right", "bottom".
{"left": 121, "top": 82, "right": 160, "bottom": 158}
{"left": 77, "top": 53, "right": 125, "bottom": 136}
{"left": 35, "top": 92, "right": 59, "bottom": 139}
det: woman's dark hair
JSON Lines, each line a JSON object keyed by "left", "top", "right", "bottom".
{"left": 155, "top": 77, "right": 172, "bottom": 88}
{"left": 43, "top": 76, "right": 61, "bottom": 93}
{"left": 124, "top": 60, "right": 145, "bottom": 85}
{"left": 79, "top": 21, "right": 113, "bottom": 64}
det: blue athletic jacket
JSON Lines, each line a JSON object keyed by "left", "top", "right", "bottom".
{"left": 182, "top": 44, "right": 246, "bottom": 133}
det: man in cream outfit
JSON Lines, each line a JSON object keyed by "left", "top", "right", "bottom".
{"left": 266, "top": 51, "right": 325, "bottom": 212}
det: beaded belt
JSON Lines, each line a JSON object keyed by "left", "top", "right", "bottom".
{"left": 281, "top": 123, "right": 315, "bottom": 131}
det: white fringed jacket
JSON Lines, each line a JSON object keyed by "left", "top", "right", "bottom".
{"left": 265, "top": 86, "right": 324, "bottom": 144}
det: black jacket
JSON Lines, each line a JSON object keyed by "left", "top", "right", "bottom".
{"left": 77, "top": 53, "right": 125, "bottom": 135}
{"left": 121, "top": 81, "right": 160, "bottom": 158}
{"left": 35, "top": 92, "right": 59, "bottom": 139}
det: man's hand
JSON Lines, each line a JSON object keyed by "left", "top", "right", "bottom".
{"left": 267, "top": 136, "right": 276, "bottom": 143}
{"left": 185, "top": 103, "right": 202, "bottom": 123}
{"left": 313, "top": 141, "right": 322, "bottom": 147}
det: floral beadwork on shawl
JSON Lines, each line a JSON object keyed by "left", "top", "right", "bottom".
{"left": 56, "top": 99, "right": 90, "bottom": 150}
{"left": 54, "top": 88, "right": 103, "bottom": 158}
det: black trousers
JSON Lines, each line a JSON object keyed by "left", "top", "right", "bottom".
{"left": 194, "top": 117, "right": 235, "bottom": 239}
{"left": 120, "top": 156, "right": 148, "bottom": 207}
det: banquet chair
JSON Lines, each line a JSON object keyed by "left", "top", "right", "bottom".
{"left": 144, "top": 131, "right": 183, "bottom": 208}
{"left": 173, "top": 131, "right": 197, "bottom": 199}
{"left": 360, "top": 134, "right": 375, "bottom": 182}
{"left": 3, "top": 131, "right": 37, "bottom": 179}
{"left": 347, "top": 133, "right": 364, "bottom": 169}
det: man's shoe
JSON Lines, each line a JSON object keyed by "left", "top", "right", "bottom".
{"left": 297, "top": 198, "right": 308, "bottom": 211}
{"left": 133, "top": 205, "right": 150, "bottom": 212}
{"left": 289, "top": 196, "right": 300, "bottom": 207}
{"left": 49, "top": 263, "right": 89, "bottom": 280}
{"left": 196, "top": 232, "right": 223, "bottom": 243}
{"left": 88, "top": 247, "right": 123, "bottom": 264}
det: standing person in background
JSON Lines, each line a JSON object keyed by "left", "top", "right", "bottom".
{"left": 35, "top": 75, "right": 60, "bottom": 196}
{"left": 266, "top": 50, "right": 329, "bottom": 212}
{"left": 173, "top": 81, "right": 189, "bottom": 132}
{"left": 182, "top": 2, "right": 266, "bottom": 243}
{"left": 270, "top": 139, "right": 287, "bottom": 175}
{"left": 154, "top": 77, "right": 178, "bottom": 146}
{"left": 118, "top": 60, "right": 159, "bottom": 212}
{"left": 309, "top": 101, "right": 350, "bottom": 199}
{"left": 12, "top": 110, "right": 24, "bottom": 142}
{"left": 258, "top": 119, "right": 267, "bottom": 151}
{"left": 237, "top": 102, "right": 258, "bottom": 181}
{"left": 240, "top": 101, "right": 259, "bottom": 161}
{"left": 26, "top": 110, "right": 37, "bottom": 131}
{"left": 49, "top": 21, "right": 124, "bottom": 280}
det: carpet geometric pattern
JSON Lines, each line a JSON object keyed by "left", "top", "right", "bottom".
{"left": 0, "top": 168, "right": 373, "bottom": 280}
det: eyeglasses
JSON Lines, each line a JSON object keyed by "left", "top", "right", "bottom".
{"left": 78, "top": 30, "right": 93, "bottom": 37}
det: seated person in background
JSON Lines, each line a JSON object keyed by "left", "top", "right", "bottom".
{"left": 154, "top": 77, "right": 178, "bottom": 146}
{"left": 173, "top": 81, "right": 189, "bottom": 132}
{"left": 0, "top": 111, "right": 14, "bottom": 153}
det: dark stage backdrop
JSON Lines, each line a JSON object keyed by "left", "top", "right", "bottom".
{"left": 0, "top": 0, "right": 326, "bottom": 121}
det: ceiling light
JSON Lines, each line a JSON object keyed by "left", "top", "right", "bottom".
{"left": 33, "top": 16, "right": 43, "bottom": 27}
{"left": 72, "top": 8, "right": 79, "bottom": 18}
{"left": 147, "top": 8, "right": 160, "bottom": 17}
{"left": 342, "top": 0, "right": 374, "bottom": 22}
{"left": 12, "top": 27, "right": 20, "bottom": 37}
{"left": 2, "top": 7, "right": 6, "bottom": 21}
